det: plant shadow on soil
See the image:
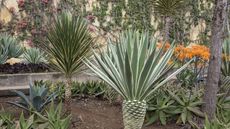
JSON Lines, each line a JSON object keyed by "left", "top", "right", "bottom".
{"left": 0, "top": 97, "right": 180, "bottom": 129}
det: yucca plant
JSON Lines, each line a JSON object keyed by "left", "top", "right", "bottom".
{"left": 153, "top": 0, "right": 186, "bottom": 40}
{"left": 44, "top": 12, "right": 94, "bottom": 114}
{"left": 23, "top": 48, "right": 47, "bottom": 64}
{"left": 85, "top": 30, "right": 191, "bottom": 129}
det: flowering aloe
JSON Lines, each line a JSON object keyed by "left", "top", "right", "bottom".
{"left": 85, "top": 30, "right": 190, "bottom": 129}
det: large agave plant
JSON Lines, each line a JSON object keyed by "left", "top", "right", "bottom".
{"left": 44, "top": 12, "right": 94, "bottom": 114}
{"left": 8, "top": 82, "right": 57, "bottom": 112}
{"left": 85, "top": 30, "right": 190, "bottom": 129}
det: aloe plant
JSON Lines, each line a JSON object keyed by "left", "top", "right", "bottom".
{"left": 23, "top": 48, "right": 47, "bottom": 64}
{"left": 0, "top": 34, "right": 23, "bottom": 58}
{"left": 146, "top": 91, "right": 176, "bottom": 125}
{"left": 0, "top": 46, "right": 8, "bottom": 64}
{"left": 8, "top": 82, "right": 57, "bottom": 112}
{"left": 204, "top": 116, "right": 230, "bottom": 129}
{"left": 0, "top": 109, "right": 14, "bottom": 129}
{"left": 216, "top": 77, "right": 230, "bottom": 124}
{"left": 44, "top": 12, "right": 93, "bottom": 114}
{"left": 16, "top": 113, "right": 34, "bottom": 129}
{"left": 85, "top": 30, "right": 190, "bottom": 129}
{"left": 36, "top": 102, "right": 71, "bottom": 129}
{"left": 167, "top": 90, "right": 204, "bottom": 127}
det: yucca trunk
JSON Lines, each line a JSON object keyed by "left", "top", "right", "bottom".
{"left": 122, "top": 100, "right": 147, "bottom": 129}
{"left": 65, "top": 77, "right": 72, "bottom": 115}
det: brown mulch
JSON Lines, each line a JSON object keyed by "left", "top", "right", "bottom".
{"left": 0, "top": 97, "right": 181, "bottom": 129}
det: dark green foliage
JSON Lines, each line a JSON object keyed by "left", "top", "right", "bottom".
{"left": 44, "top": 12, "right": 94, "bottom": 78}
{"left": 176, "top": 69, "right": 198, "bottom": 88}
{"left": 167, "top": 89, "right": 204, "bottom": 127}
{"left": 146, "top": 90, "right": 176, "bottom": 125}
{"left": 145, "top": 88, "right": 204, "bottom": 127}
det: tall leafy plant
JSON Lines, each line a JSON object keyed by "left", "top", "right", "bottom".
{"left": 44, "top": 12, "right": 94, "bottom": 114}
{"left": 153, "top": 0, "right": 186, "bottom": 40}
{"left": 85, "top": 30, "right": 190, "bottom": 129}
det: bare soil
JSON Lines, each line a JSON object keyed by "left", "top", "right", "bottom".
{"left": 0, "top": 97, "right": 181, "bottom": 129}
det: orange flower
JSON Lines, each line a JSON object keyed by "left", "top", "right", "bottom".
{"left": 174, "top": 44, "right": 210, "bottom": 61}
{"left": 157, "top": 41, "right": 171, "bottom": 51}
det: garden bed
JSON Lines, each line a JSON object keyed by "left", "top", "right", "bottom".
{"left": 0, "top": 63, "right": 50, "bottom": 74}
{"left": 0, "top": 96, "right": 180, "bottom": 129}
{"left": 0, "top": 71, "right": 98, "bottom": 96}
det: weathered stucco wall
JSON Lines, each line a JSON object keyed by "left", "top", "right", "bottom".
{"left": 0, "top": 0, "right": 206, "bottom": 41}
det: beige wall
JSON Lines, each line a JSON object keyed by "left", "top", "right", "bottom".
{"left": 0, "top": 0, "right": 204, "bottom": 41}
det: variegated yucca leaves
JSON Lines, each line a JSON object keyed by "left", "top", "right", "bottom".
{"left": 153, "top": 0, "right": 186, "bottom": 16}
{"left": 222, "top": 38, "right": 230, "bottom": 77}
{"left": 44, "top": 12, "right": 93, "bottom": 78}
{"left": 44, "top": 12, "right": 94, "bottom": 114}
{"left": 85, "top": 30, "right": 191, "bottom": 102}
